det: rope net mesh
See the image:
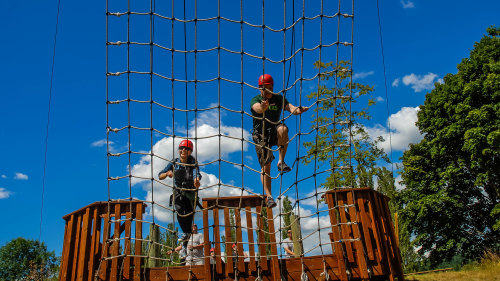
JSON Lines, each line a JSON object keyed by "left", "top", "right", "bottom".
{"left": 105, "top": 0, "right": 358, "bottom": 276}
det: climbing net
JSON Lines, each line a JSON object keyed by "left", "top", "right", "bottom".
{"left": 105, "top": 0, "right": 359, "bottom": 277}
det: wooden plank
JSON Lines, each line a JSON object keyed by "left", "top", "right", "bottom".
{"left": 337, "top": 194, "right": 355, "bottom": 263}
{"left": 60, "top": 214, "right": 76, "bottom": 281}
{"left": 255, "top": 205, "right": 267, "bottom": 271}
{"left": 202, "top": 201, "right": 211, "bottom": 279}
{"left": 110, "top": 203, "right": 121, "bottom": 281}
{"left": 213, "top": 206, "right": 223, "bottom": 275}
{"left": 77, "top": 207, "right": 92, "bottom": 281}
{"left": 365, "top": 191, "right": 385, "bottom": 271}
{"left": 356, "top": 193, "right": 375, "bottom": 261}
{"left": 358, "top": 192, "right": 384, "bottom": 277}
{"left": 245, "top": 206, "right": 256, "bottom": 272}
{"left": 266, "top": 207, "right": 279, "bottom": 281}
{"left": 325, "top": 193, "right": 348, "bottom": 281}
{"left": 223, "top": 207, "right": 234, "bottom": 277}
{"left": 134, "top": 202, "right": 144, "bottom": 281}
{"left": 71, "top": 213, "right": 82, "bottom": 281}
{"left": 371, "top": 192, "right": 395, "bottom": 281}
{"left": 99, "top": 213, "right": 111, "bottom": 280}
{"left": 123, "top": 203, "right": 133, "bottom": 279}
{"left": 346, "top": 191, "right": 369, "bottom": 280}
{"left": 88, "top": 207, "right": 99, "bottom": 281}
{"left": 381, "top": 196, "right": 405, "bottom": 279}
{"left": 234, "top": 208, "right": 245, "bottom": 273}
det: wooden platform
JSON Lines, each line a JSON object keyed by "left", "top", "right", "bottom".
{"left": 58, "top": 189, "right": 404, "bottom": 281}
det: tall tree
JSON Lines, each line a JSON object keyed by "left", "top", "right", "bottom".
{"left": 0, "top": 237, "right": 59, "bottom": 281}
{"left": 303, "top": 60, "right": 389, "bottom": 190}
{"left": 400, "top": 27, "right": 500, "bottom": 266}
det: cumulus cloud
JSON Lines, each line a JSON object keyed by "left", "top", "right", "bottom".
{"left": 365, "top": 106, "right": 423, "bottom": 152}
{"left": 0, "top": 188, "right": 11, "bottom": 199}
{"left": 14, "top": 173, "right": 28, "bottom": 180}
{"left": 129, "top": 109, "right": 252, "bottom": 222}
{"left": 400, "top": 0, "right": 415, "bottom": 8}
{"left": 1, "top": 175, "right": 6, "bottom": 179}
{"left": 352, "top": 71, "right": 374, "bottom": 80}
{"left": 376, "top": 96, "right": 385, "bottom": 102}
{"left": 401, "top": 73, "right": 441, "bottom": 92}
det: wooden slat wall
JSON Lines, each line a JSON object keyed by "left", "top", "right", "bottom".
{"left": 324, "top": 188, "right": 404, "bottom": 281}
{"left": 325, "top": 193, "right": 349, "bottom": 281}
{"left": 59, "top": 201, "right": 145, "bottom": 281}
{"left": 59, "top": 191, "right": 401, "bottom": 281}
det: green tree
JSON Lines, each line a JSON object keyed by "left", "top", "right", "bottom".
{"left": 400, "top": 27, "right": 500, "bottom": 267}
{"left": 303, "top": 60, "right": 389, "bottom": 190}
{"left": 0, "top": 237, "right": 59, "bottom": 281}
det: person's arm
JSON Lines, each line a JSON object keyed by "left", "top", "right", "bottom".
{"left": 285, "top": 103, "right": 309, "bottom": 115}
{"left": 284, "top": 245, "right": 294, "bottom": 256}
{"left": 194, "top": 160, "right": 202, "bottom": 189}
{"left": 158, "top": 162, "right": 174, "bottom": 180}
{"left": 251, "top": 95, "right": 269, "bottom": 114}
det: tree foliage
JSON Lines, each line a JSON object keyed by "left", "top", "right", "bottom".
{"left": 303, "top": 60, "right": 389, "bottom": 189}
{"left": 399, "top": 27, "right": 500, "bottom": 266}
{"left": 0, "top": 237, "right": 59, "bottom": 281}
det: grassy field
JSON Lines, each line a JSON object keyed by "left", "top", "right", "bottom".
{"left": 406, "top": 253, "right": 500, "bottom": 281}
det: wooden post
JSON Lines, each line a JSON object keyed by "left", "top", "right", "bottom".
{"left": 290, "top": 213, "right": 303, "bottom": 257}
{"left": 147, "top": 223, "right": 161, "bottom": 268}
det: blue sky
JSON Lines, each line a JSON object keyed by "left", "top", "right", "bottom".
{"left": 0, "top": 0, "right": 498, "bottom": 257}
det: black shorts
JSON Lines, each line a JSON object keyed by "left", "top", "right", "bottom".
{"left": 252, "top": 124, "right": 286, "bottom": 166}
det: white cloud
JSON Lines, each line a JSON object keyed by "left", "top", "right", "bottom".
{"left": 366, "top": 106, "right": 423, "bottom": 152}
{"left": 14, "top": 173, "right": 28, "bottom": 180}
{"left": 392, "top": 78, "right": 400, "bottom": 87}
{"left": 352, "top": 71, "right": 374, "bottom": 80}
{"left": 91, "top": 139, "right": 120, "bottom": 153}
{"left": 0, "top": 188, "right": 11, "bottom": 199}
{"left": 129, "top": 110, "right": 252, "bottom": 222}
{"left": 401, "top": 73, "right": 441, "bottom": 92}
{"left": 400, "top": 0, "right": 415, "bottom": 9}
{"left": 376, "top": 96, "right": 384, "bottom": 102}
{"left": 1, "top": 175, "right": 6, "bottom": 179}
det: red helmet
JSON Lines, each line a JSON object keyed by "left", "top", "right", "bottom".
{"left": 258, "top": 74, "right": 274, "bottom": 87}
{"left": 179, "top": 139, "right": 193, "bottom": 151}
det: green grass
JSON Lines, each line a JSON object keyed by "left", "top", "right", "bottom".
{"left": 406, "top": 252, "right": 500, "bottom": 281}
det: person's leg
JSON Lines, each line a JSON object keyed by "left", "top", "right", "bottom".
{"left": 276, "top": 124, "right": 291, "bottom": 172}
{"left": 276, "top": 124, "right": 289, "bottom": 162}
{"left": 261, "top": 162, "right": 272, "bottom": 197}
{"left": 175, "top": 195, "right": 194, "bottom": 235}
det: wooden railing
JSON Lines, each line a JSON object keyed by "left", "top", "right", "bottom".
{"left": 201, "top": 195, "right": 280, "bottom": 281}
{"left": 59, "top": 189, "right": 404, "bottom": 281}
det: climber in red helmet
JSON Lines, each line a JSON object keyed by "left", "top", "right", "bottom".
{"left": 159, "top": 139, "right": 202, "bottom": 244}
{"left": 251, "top": 74, "right": 308, "bottom": 208}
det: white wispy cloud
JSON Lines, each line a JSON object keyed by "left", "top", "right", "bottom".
{"left": 1, "top": 175, "right": 6, "bottom": 179}
{"left": 392, "top": 78, "right": 400, "bottom": 87}
{"left": 14, "top": 172, "right": 28, "bottom": 180}
{"left": 352, "top": 71, "right": 374, "bottom": 80}
{"left": 376, "top": 96, "right": 385, "bottom": 102}
{"left": 400, "top": 73, "right": 442, "bottom": 92}
{"left": 365, "top": 106, "right": 423, "bottom": 152}
{"left": 91, "top": 139, "right": 121, "bottom": 153}
{"left": 0, "top": 188, "right": 11, "bottom": 199}
{"left": 400, "top": 0, "right": 415, "bottom": 9}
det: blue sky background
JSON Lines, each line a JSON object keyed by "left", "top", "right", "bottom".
{"left": 0, "top": 0, "right": 498, "bottom": 257}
